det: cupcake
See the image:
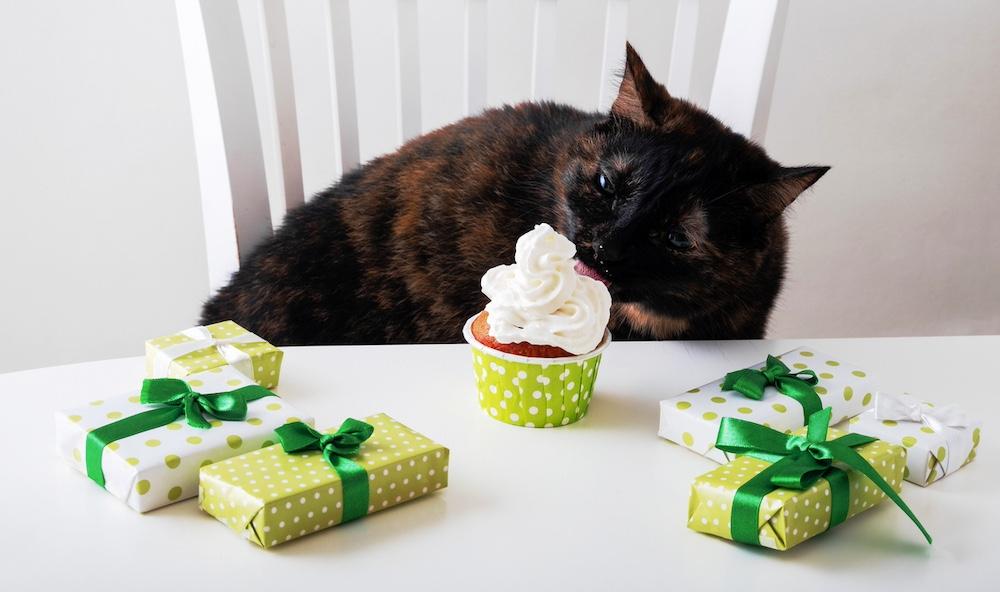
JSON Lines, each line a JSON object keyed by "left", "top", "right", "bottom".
{"left": 463, "top": 223, "right": 612, "bottom": 427}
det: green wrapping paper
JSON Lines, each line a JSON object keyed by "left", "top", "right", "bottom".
{"left": 688, "top": 408, "right": 930, "bottom": 550}
{"left": 199, "top": 413, "right": 449, "bottom": 547}
{"left": 145, "top": 321, "right": 283, "bottom": 389}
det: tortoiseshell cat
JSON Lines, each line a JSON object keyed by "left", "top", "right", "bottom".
{"left": 201, "top": 44, "right": 828, "bottom": 343}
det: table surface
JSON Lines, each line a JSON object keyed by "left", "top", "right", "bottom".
{"left": 2, "top": 336, "right": 997, "bottom": 591}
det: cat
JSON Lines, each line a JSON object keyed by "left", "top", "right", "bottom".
{"left": 201, "top": 43, "right": 828, "bottom": 344}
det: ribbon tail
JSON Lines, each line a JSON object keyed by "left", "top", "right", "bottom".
{"left": 776, "top": 377, "right": 823, "bottom": 425}
{"left": 184, "top": 396, "right": 212, "bottom": 429}
{"left": 832, "top": 444, "right": 932, "bottom": 544}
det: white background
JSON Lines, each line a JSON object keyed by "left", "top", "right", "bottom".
{"left": 2, "top": 0, "right": 999, "bottom": 373}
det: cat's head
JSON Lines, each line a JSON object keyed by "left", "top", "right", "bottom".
{"left": 558, "top": 43, "right": 828, "bottom": 336}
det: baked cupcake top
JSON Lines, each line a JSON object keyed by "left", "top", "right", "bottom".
{"left": 481, "top": 223, "right": 611, "bottom": 355}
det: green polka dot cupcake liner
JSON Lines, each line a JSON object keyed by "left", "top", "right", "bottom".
{"left": 463, "top": 316, "right": 610, "bottom": 428}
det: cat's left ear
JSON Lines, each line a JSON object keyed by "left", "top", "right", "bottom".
{"left": 611, "top": 42, "right": 673, "bottom": 127}
{"left": 753, "top": 165, "right": 830, "bottom": 215}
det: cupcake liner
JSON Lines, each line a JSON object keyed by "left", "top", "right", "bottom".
{"left": 462, "top": 316, "right": 611, "bottom": 428}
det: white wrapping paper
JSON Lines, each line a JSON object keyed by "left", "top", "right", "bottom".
{"left": 847, "top": 392, "right": 981, "bottom": 486}
{"left": 659, "top": 347, "right": 877, "bottom": 463}
{"left": 55, "top": 366, "right": 312, "bottom": 512}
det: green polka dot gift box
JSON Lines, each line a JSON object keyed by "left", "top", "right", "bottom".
{"left": 688, "top": 408, "right": 930, "bottom": 551}
{"left": 55, "top": 366, "right": 312, "bottom": 512}
{"left": 145, "top": 321, "right": 283, "bottom": 389}
{"left": 847, "top": 392, "right": 982, "bottom": 486}
{"left": 660, "top": 347, "right": 877, "bottom": 463}
{"left": 199, "top": 413, "right": 449, "bottom": 548}
{"left": 463, "top": 317, "right": 609, "bottom": 428}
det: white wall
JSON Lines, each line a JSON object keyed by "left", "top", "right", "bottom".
{"left": 2, "top": 0, "right": 998, "bottom": 373}
{"left": 0, "top": 1, "right": 209, "bottom": 373}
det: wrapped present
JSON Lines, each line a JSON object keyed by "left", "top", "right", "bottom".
{"left": 847, "top": 392, "right": 981, "bottom": 486}
{"left": 688, "top": 408, "right": 930, "bottom": 550}
{"left": 55, "top": 366, "right": 311, "bottom": 512}
{"left": 200, "top": 414, "right": 449, "bottom": 547}
{"left": 145, "top": 321, "right": 283, "bottom": 389}
{"left": 660, "top": 347, "right": 877, "bottom": 462}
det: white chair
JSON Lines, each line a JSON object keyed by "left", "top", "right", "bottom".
{"left": 176, "top": 0, "right": 790, "bottom": 292}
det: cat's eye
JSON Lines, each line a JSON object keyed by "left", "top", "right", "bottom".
{"left": 650, "top": 228, "right": 693, "bottom": 250}
{"left": 595, "top": 172, "right": 614, "bottom": 195}
{"left": 667, "top": 230, "right": 692, "bottom": 249}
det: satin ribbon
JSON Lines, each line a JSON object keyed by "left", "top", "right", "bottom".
{"left": 876, "top": 392, "right": 971, "bottom": 432}
{"left": 715, "top": 407, "right": 931, "bottom": 546}
{"left": 152, "top": 325, "right": 265, "bottom": 380}
{"left": 722, "top": 355, "right": 822, "bottom": 424}
{"left": 85, "top": 378, "right": 276, "bottom": 487}
{"left": 275, "top": 419, "right": 374, "bottom": 523}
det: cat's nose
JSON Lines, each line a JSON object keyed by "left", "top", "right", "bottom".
{"left": 593, "top": 237, "right": 625, "bottom": 263}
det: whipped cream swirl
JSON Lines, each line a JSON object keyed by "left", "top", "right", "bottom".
{"left": 481, "top": 223, "right": 611, "bottom": 355}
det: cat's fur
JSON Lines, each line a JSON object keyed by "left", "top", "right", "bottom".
{"left": 201, "top": 44, "right": 828, "bottom": 344}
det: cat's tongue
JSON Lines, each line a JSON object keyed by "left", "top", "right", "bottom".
{"left": 574, "top": 260, "right": 610, "bottom": 287}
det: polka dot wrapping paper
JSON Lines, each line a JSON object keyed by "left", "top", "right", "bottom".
{"left": 54, "top": 366, "right": 313, "bottom": 512}
{"left": 199, "top": 413, "right": 449, "bottom": 548}
{"left": 659, "top": 347, "right": 876, "bottom": 463}
{"left": 688, "top": 427, "right": 906, "bottom": 550}
{"left": 145, "top": 321, "right": 283, "bottom": 389}
{"left": 847, "top": 397, "right": 982, "bottom": 486}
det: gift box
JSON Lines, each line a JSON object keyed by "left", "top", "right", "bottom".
{"left": 463, "top": 316, "right": 609, "bottom": 428}
{"left": 847, "top": 392, "right": 982, "bottom": 486}
{"left": 660, "top": 347, "right": 877, "bottom": 462}
{"left": 55, "top": 366, "right": 311, "bottom": 512}
{"left": 199, "top": 413, "right": 449, "bottom": 547}
{"left": 145, "top": 321, "right": 283, "bottom": 389}
{"left": 688, "top": 408, "right": 931, "bottom": 550}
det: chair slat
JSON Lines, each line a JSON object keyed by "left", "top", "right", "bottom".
{"left": 463, "top": 0, "right": 488, "bottom": 115}
{"left": 597, "top": 0, "right": 630, "bottom": 112}
{"left": 397, "top": 0, "right": 423, "bottom": 141}
{"left": 530, "top": 0, "right": 557, "bottom": 101}
{"left": 177, "top": 0, "right": 273, "bottom": 292}
{"left": 667, "top": 0, "right": 698, "bottom": 100}
{"left": 238, "top": 0, "right": 303, "bottom": 227}
{"left": 326, "top": 0, "right": 361, "bottom": 175}
{"left": 708, "top": 0, "right": 788, "bottom": 140}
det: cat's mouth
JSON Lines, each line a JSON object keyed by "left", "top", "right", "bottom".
{"left": 574, "top": 259, "right": 610, "bottom": 287}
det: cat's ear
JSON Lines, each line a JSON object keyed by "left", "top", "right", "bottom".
{"left": 611, "top": 42, "right": 673, "bottom": 127}
{"left": 752, "top": 166, "right": 830, "bottom": 215}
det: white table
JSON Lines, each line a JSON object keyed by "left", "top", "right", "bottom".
{"left": 2, "top": 337, "right": 997, "bottom": 591}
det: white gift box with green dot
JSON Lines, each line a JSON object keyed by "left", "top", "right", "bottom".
{"left": 847, "top": 396, "right": 982, "bottom": 486}
{"left": 55, "top": 366, "right": 312, "bottom": 512}
{"left": 659, "top": 347, "right": 877, "bottom": 463}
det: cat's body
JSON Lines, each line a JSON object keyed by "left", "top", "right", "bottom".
{"left": 202, "top": 45, "right": 827, "bottom": 345}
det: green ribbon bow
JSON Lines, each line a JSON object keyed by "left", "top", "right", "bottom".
{"left": 275, "top": 419, "right": 375, "bottom": 523}
{"left": 85, "top": 378, "right": 276, "bottom": 487}
{"left": 716, "top": 407, "right": 931, "bottom": 546}
{"left": 722, "top": 355, "right": 822, "bottom": 424}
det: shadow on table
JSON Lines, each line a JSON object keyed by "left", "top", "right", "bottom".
{"left": 738, "top": 515, "right": 931, "bottom": 565}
